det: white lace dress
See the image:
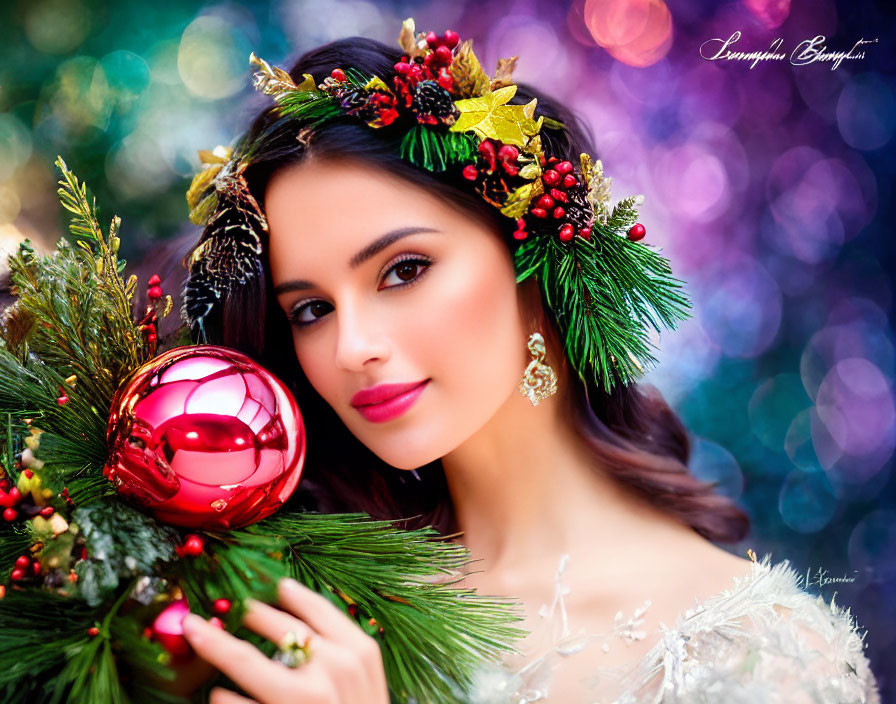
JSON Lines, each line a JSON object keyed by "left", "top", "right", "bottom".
{"left": 465, "top": 554, "right": 881, "bottom": 703}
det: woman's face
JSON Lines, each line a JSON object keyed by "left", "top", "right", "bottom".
{"left": 266, "top": 157, "right": 531, "bottom": 470}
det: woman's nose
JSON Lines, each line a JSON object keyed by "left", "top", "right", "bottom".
{"left": 332, "top": 299, "right": 390, "bottom": 371}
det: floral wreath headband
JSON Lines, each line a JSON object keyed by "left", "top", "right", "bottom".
{"left": 182, "top": 18, "right": 692, "bottom": 394}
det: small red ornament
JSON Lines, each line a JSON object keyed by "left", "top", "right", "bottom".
{"left": 627, "top": 223, "right": 646, "bottom": 241}
{"left": 87, "top": 627, "right": 100, "bottom": 637}
{"left": 147, "top": 333, "right": 157, "bottom": 344}
{"left": 530, "top": 207, "right": 547, "bottom": 219}
{"left": 31, "top": 560, "right": 41, "bottom": 576}
{"left": 104, "top": 346, "right": 306, "bottom": 530}
{"left": 562, "top": 174, "right": 578, "bottom": 188}
{"left": 512, "top": 219, "right": 528, "bottom": 240}
{"left": 3, "top": 508, "right": 17, "bottom": 522}
{"left": 578, "top": 227, "right": 592, "bottom": 240}
{"left": 57, "top": 394, "right": 68, "bottom": 406}
{"left": 39, "top": 506, "right": 54, "bottom": 517}
{"left": 147, "top": 286, "right": 163, "bottom": 300}
{"left": 180, "top": 534, "right": 205, "bottom": 557}
{"left": 462, "top": 164, "right": 478, "bottom": 181}
{"left": 213, "top": 598, "right": 231, "bottom": 614}
{"left": 23, "top": 469, "right": 33, "bottom": 479}
{"left": 558, "top": 224, "right": 574, "bottom": 242}
{"left": 536, "top": 194, "right": 554, "bottom": 210}
{"left": 330, "top": 68, "right": 346, "bottom": 82}
{"left": 542, "top": 169, "right": 560, "bottom": 186}
{"left": 10, "top": 567, "right": 24, "bottom": 581}
{"left": 443, "top": 30, "right": 460, "bottom": 48}
{"left": 14, "top": 555, "right": 29, "bottom": 569}
{"left": 148, "top": 274, "right": 161, "bottom": 286}
{"left": 552, "top": 206, "right": 566, "bottom": 219}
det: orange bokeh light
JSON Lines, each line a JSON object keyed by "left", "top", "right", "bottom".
{"left": 584, "top": 0, "right": 674, "bottom": 67}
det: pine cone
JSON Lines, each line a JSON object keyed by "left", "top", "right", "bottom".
{"left": 564, "top": 185, "right": 594, "bottom": 231}
{"left": 412, "top": 80, "right": 460, "bottom": 126}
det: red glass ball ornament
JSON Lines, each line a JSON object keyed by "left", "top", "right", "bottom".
{"left": 104, "top": 346, "right": 306, "bottom": 530}
{"left": 627, "top": 223, "right": 646, "bottom": 241}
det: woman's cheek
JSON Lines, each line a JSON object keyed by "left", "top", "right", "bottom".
{"left": 424, "top": 260, "right": 522, "bottom": 403}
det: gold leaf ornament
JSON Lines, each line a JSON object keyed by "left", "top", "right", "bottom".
{"left": 449, "top": 39, "right": 491, "bottom": 98}
{"left": 450, "top": 85, "right": 544, "bottom": 148}
{"left": 250, "top": 52, "right": 300, "bottom": 97}
{"left": 500, "top": 179, "right": 544, "bottom": 220}
{"left": 186, "top": 146, "right": 233, "bottom": 226}
{"left": 491, "top": 56, "right": 518, "bottom": 89}
{"left": 398, "top": 17, "right": 428, "bottom": 60}
{"left": 581, "top": 153, "right": 613, "bottom": 223}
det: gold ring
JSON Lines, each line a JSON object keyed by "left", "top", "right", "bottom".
{"left": 273, "top": 630, "right": 313, "bottom": 668}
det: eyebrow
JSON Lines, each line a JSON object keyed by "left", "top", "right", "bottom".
{"left": 273, "top": 226, "right": 441, "bottom": 295}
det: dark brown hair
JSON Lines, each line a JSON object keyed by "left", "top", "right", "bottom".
{"left": 172, "top": 37, "right": 749, "bottom": 543}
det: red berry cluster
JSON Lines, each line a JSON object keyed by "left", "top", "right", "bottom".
{"left": 462, "top": 139, "right": 524, "bottom": 211}
{"left": 462, "top": 140, "right": 521, "bottom": 181}
{"left": 394, "top": 30, "right": 459, "bottom": 94}
{"left": 138, "top": 274, "right": 163, "bottom": 347}
{"left": 9, "top": 553, "right": 42, "bottom": 583}
{"left": 515, "top": 157, "right": 593, "bottom": 243}
{"left": 1, "top": 474, "right": 54, "bottom": 523}
{"left": 393, "top": 30, "right": 459, "bottom": 111}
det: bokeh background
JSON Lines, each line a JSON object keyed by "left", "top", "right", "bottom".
{"left": 1, "top": 0, "right": 894, "bottom": 695}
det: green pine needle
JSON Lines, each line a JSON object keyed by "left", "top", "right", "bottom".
{"left": 275, "top": 91, "right": 342, "bottom": 126}
{"left": 400, "top": 126, "right": 477, "bottom": 172}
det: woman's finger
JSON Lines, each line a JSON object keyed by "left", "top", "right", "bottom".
{"left": 276, "top": 580, "right": 389, "bottom": 699}
{"left": 182, "top": 613, "right": 308, "bottom": 702}
{"left": 242, "top": 598, "right": 315, "bottom": 647}
{"left": 209, "top": 687, "right": 259, "bottom": 704}
{"left": 276, "top": 578, "right": 370, "bottom": 647}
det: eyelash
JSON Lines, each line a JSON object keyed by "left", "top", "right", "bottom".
{"left": 287, "top": 254, "right": 434, "bottom": 328}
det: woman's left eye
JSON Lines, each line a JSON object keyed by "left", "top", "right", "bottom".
{"left": 378, "top": 256, "right": 432, "bottom": 290}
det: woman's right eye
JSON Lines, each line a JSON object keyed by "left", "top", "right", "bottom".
{"left": 288, "top": 300, "right": 333, "bottom": 327}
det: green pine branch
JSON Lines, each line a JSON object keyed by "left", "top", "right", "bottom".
{"left": 515, "top": 226, "right": 692, "bottom": 392}
{"left": 238, "top": 512, "right": 526, "bottom": 703}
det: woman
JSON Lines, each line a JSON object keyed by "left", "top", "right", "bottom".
{"left": 172, "top": 22, "right": 879, "bottom": 704}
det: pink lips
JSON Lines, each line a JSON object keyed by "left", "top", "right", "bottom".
{"left": 350, "top": 380, "right": 429, "bottom": 423}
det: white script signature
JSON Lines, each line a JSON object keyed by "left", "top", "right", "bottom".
{"left": 700, "top": 31, "right": 878, "bottom": 70}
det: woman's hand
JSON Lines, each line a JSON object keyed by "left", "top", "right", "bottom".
{"left": 181, "top": 578, "right": 390, "bottom": 704}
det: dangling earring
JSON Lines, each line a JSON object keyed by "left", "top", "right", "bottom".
{"left": 518, "top": 331, "right": 558, "bottom": 406}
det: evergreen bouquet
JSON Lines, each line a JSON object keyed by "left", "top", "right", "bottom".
{"left": 0, "top": 159, "right": 523, "bottom": 703}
